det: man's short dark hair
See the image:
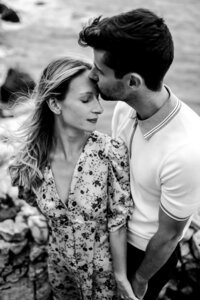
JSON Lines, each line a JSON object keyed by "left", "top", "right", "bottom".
{"left": 79, "top": 8, "right": 174, "bottom": 91}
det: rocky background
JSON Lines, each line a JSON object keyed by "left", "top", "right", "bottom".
{"left": 0, "top": 134, "right": 50, "bottom": 300}
{"left": 0, "top": 0, "right": 200, "bottom": 299}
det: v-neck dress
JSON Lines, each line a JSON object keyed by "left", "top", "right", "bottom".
{"left": 31, "top": 131, "right": 133, "bottom": 300}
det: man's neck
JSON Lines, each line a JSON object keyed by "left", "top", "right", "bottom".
{"left": 128, "top": 85, "right": 170, "bottom": 120}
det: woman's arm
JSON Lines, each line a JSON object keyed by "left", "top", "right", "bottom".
{"left": 110, "top": 225, "right": 139, "bottom": 300}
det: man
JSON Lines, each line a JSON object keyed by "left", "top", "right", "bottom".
{"left": 78, "top": 8, "right": 200, "bottom": 300}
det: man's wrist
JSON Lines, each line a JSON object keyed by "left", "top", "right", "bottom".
{"left": 134, "top": 271, "right": 148, "bottom": 284}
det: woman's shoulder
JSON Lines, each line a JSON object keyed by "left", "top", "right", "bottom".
{"left": 91, "top": 130, "right": 125, "bottom": 145}
{"left": 92, "top": 131, "right": 128, "bottom": 156}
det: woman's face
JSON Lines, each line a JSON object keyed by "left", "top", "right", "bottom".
{"left": 60, "top": 69, "right": 103, "bottom": 132}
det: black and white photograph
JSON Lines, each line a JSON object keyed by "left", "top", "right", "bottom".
{"left": 0, "top": 0, "right": 200, "bottom": 299}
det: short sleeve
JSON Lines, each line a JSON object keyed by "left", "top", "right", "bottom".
{"left": 112, "top": 101, "right": 132, "bottom": 139}
{"left": 160, "top": 143, "right": 200, "bottom": 221}
{"left": 106, "top": 138, "right": 134, "bottom": 232}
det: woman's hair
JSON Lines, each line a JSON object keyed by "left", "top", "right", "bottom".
{"left": 79, "top": 8, "right": 174, "bottom": 91}
{"left": 9, "top": 56, "right": 92, "bottom": 194}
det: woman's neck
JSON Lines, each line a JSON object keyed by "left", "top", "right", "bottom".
{"left": 52, "top": 126, "right": 89, "bottom": 162}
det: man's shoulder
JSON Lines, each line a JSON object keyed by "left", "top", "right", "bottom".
{"left": 112, "top": 101, "right": 134, "bottom": 139}
{"left": 113, "top": 101, "right": 133, "bottom": 118}
{"left": 180, "top": 100, "right": 200, "bottom": 126}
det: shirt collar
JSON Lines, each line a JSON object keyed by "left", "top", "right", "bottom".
{"left": 129, "top": 86, "right": 182, "bottom": 140}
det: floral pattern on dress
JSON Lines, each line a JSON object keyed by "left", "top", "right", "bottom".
{"left": 33, "top": 131, "right": 133, "bottom": 300}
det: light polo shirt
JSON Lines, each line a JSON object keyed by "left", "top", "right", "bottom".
{"left": 112, "top": 87, "right": 200, "bottom": 251}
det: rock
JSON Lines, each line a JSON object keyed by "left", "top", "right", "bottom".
{"left": 28, "top": 261, "right": 47, "bottom": 280}
{"left": 181, "top": 227, "right": 195, "bottom": 242}
{"left": 35, "top": 1, "right": 46, "bottom": 5}
{"left": 6, "top": 265, "right": 28, "bottom": 283}
{"left": 12, "top": 248, "right": 29, "bottom": 267}
{"left": 0, "top": 238, "right": 27, "bottom": 256}
{"left": 28, "top": 215, "right": 49, "bottom": 244}
{"left": 17, "top": 201, "right": 39, "bottom": 218}
{"left": 0, "top": 218, "right": 29, "bottom": 242}
{"left": 180, "top": 286, "right": 193, "bottom": 296}
{"left": 191, "top": 230, "right": 200, "bottom": 259}
{"left": 0, "top": 3, "right": 7, "bottom": 14}
{"left": 0, "top": 165, "right": 14, "bottom": 199}
{"left": 35, "top": 272, "right": 51, "bottom": 300}
{"left": 0, "top": 274, "right": 5, "bottom": 284}
{"left": 0, "top": 203, "right": 19, "bottom": 222}
{"left": 9, "top": 239, "right": 28, "bottom": 255}
{"left": 0, "top": 195, "right": 19, "bottom": 222}
{"left": 1, "top": 264, "right": 13, "bottom": 276}
{"left": 180, "top": 242, "right": 192, "bottom": 258}
{"left": 0, "top": 277, "right": 34, "bottom": 300}
{"left": 14, "top": 216, "right": 29, "bottom": 241}
{"left": 191, "top": 211, "right": 200, "bottom": 230}
{"left": 0, "top": 68, "right": 35, "bottom": 104}
{"left": 0, "top": 219, "right": 15, "bottom": 241}
{"left": 0, "top": 239, "right": 10, "bottom": 254}
{"left": 29, "top": 244, "right": 47, "bottom": 262}
{"left": 1, "top": 7, "right": 20, "bottom": 23}
{"left": 0, "top": 248, "right": 9, "bottom": 268}
{"left": 0, "top": 141, "right": 18, "bottom": 202}
{"left": 0, "top": 194, "right": 15, "bottom": 209}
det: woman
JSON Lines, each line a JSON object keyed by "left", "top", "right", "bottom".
{"left": 9, "top": 57, "right": 135, "bottom": 300}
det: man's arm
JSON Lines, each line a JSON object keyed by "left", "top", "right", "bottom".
{"left": 131, "top": 208, "right": 188, "bottom": 299}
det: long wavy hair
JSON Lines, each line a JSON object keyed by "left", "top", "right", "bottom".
{"left": 9, "top": 56, "right": 92, "bottom": 194}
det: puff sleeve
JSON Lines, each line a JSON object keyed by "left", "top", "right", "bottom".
{"left": 106, "top": 138, "right": 134, "bottom": 232}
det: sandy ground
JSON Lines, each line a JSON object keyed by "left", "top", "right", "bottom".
{"left": 0, "top": 0, "right": 200, "bottom": 134}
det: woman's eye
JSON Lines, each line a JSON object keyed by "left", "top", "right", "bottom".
{"left": 81, "top": 98, "right": 90, "bottom": 103}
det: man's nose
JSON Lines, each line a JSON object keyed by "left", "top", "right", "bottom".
{"left": 89, "top": 68, "right": 99, "bottom": 82}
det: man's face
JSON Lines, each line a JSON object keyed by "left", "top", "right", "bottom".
{"left": 89, "top": 49, "right": 128, "bottom": 101}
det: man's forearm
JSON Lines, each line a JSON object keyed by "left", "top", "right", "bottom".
{"left": 135, "top": 231, "right": 179, "bottom": 281}
{"left": 130, "top": 232, "right": 180, "bottom": 299}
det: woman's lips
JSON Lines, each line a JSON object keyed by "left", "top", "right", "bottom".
{"left": 87, "top": 118, "right": 98, "bottom": 123}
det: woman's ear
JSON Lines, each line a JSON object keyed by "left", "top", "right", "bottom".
{"left": 47, "top": 98, "right": 61, "bottom": 115}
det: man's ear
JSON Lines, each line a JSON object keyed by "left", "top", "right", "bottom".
{"left": 47, "top": 98, "right": 61, "bottom": 115}
{"left": 128, "top": 73, "right": 142, "bottom": 88}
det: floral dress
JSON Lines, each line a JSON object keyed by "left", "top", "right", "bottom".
{"left": 34, "top": 131, "right": 133, "bottom": 300}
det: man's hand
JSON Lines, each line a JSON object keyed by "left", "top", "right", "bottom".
{"left": 131, "top": 272, "right": 148, "bottom": 299}
{"left": 115, "top": 273, "right": 140, "bottom": 300}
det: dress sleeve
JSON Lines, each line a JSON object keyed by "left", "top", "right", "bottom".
{"left": 106, "top": 138, "right": 134, "bottom": 232}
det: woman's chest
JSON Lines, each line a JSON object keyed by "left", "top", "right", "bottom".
{"left": 37, "top": 160, "right": 109, "bottom": 220}
{"left": 51, "top": 159, "right": 75, "bottom": 205}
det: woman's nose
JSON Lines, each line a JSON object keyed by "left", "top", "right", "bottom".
{"left": 93, "top": 101, "right": 104, "bottom": 115}
{"left": 89, "top": 68, "right": 99, "bottom": 82}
